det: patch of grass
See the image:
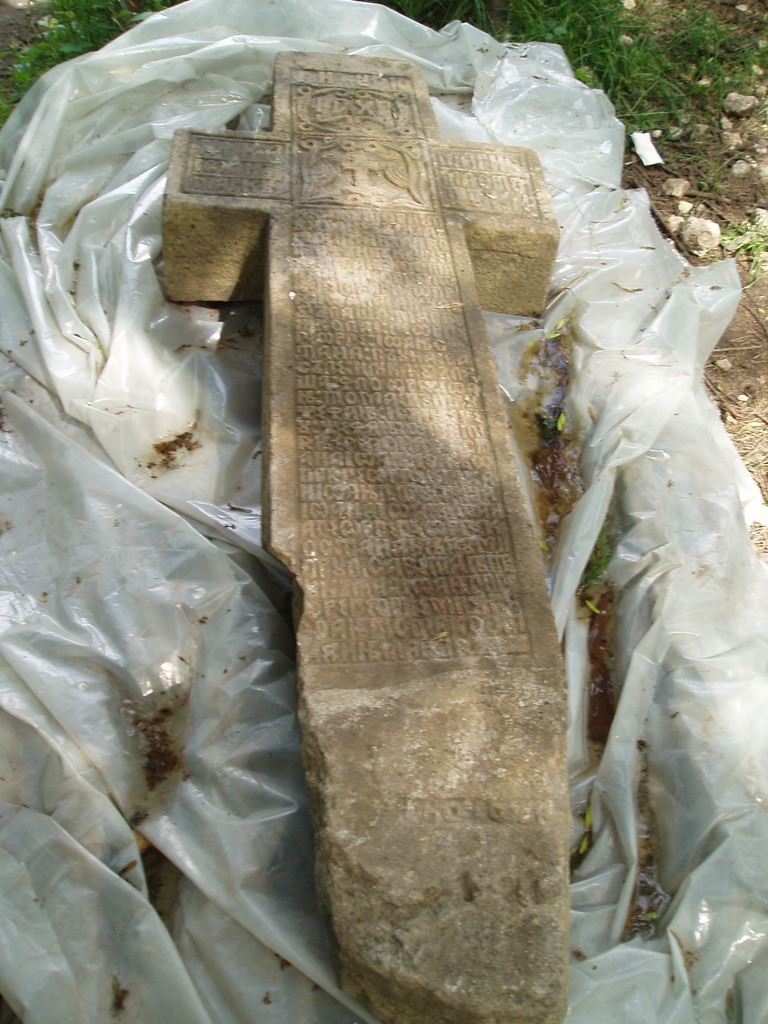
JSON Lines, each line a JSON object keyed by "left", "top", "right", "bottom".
{"left": 384, "top": 0, "right": 493, "bottom": 34}
{"left": 4, "top": 1, "right": 766, "bottom": 139}
{"left": 504, "top": 0, "right": 684, "bottom": 127}
{"left": 383, "top": 1, "right": 768, "bottom": 136}
{"left": 722, "top": 214, "right": 768, "bottom": 285}
{"left": 503, "top": 0, "right": 768, "bottom": 133}
{"left": 2, "top": 0, "right": 175, "bottom": 105}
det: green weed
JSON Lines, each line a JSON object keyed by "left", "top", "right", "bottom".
{"left": 384, "top": 0, "right": 768, "bottom": 135}
{"left": 722, "top": 215, "right": 768, "bottom": 285}
{"left": 3, "top": 1, "right": 766, "bottom": 139}
{"left": 2, "top": 0, "right": 174, "bottom": 103}
{"left": 579, "top": 520, "right": 613, "bottom": 593}
{"left": 384, "top": 0, "right": 493, "bottom": 33}
{"left": 504, "top": 1, "right": 767, "bottom": 132}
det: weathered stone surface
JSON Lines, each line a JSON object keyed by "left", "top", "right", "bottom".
{"left": 681, "top": 216, "right": 721, "bottom": 254}
{"left": 722, "top": 131, "right": 743, "bottom": 152}
{"left": 723, "top": 91, "right": 758, "bottom": 117}
{"left": 163, "top": 52, "right": 568, "bottom": 1024}
{"left": 661, "top": 177, "right": 691, "bottom": 198}
{"left": 162, "top": 66, "right": 558, "bottom": 315}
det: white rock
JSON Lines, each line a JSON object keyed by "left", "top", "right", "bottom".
{"left": 661, "top": 177, "right": 691, "bottom": 198}
{"left": 721, "top": 115, "right": 734, "bottom": 130}
{"left": 677, "top": 200, "right": 693, "bottom": 215}
{"left": 723, "top": 92, "right": 759, "bottom": 116}
{"left": 723, "top": 131, "right": 743, "bottom": 150}
{"left": 622, "top": 0, "right": 636, "bottom": 8}
{"left": 716, "top": 358, "right": 732, "bottom": 370}
{"left": 731, "top": 159, "right": 753, "bottom": 177}
{"left": 620, "top": 34, "right": 633, "bottom": 47}
{"left": 681, "top": 217, "right": 721, "bottom": 254}
{"left": 667, "top": 215, "right": 684, "bottom": 234}
{"left": 760, "top": 162, "right": 768, "bottom": 182}
{"left": 754, "top": 207, "right": 768, "bottom": 228}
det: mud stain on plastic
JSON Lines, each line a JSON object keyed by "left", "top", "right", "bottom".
{"left": 624, "top": 742, "right": 671, "bottom": 939}
{"left": 506, "top": 329, "right": 584, "bottom": 556}
{"left": 585, "top": 587, "right": 616, "bottom": 744}
{"left": 141, "top": 843, "right": 182, "bottom": 927}
{"left": 122, "top": 685, "right": 191, "bottom": 815}
{"left": 147, "top": 430, "right": 200, "bottom": 470}
{"left": 509, "top": 324, "right": 673, "bottom": 943}
{"left": 111, "top": 976, "right": 129, "bottom": 1015}
{"left": 134, "top": 705, "right": 181, "bottom": 790}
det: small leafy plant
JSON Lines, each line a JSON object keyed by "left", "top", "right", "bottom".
{"left": 579, "top": 520, "right": 613, "bottom": 594}
{"left": 721, "top": 214, "right": 768, "bottom": 285}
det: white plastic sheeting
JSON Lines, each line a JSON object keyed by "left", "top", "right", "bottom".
{"left": 0, "top": 2, "right": 765, "bottom": 1022}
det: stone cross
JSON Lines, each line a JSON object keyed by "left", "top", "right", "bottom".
{"left": 163, "top": 52, "right": 569, "bottom": 1024}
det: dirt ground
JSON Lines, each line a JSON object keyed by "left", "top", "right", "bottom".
{"left": 1, "top": 0, "right": 767, "bottom": 555}
{"left": 623, "top": 0, "right": 768, "bottom": 558}
{"left": 0, "top": 1, "right": 36, "bottom": 75}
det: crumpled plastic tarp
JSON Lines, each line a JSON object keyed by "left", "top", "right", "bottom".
{"left": 0, "top": 2, "right": 766, "bottom": 1022}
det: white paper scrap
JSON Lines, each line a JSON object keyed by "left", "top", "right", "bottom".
{"left": 631, "top": 130, "right": 664, "bottom": 166}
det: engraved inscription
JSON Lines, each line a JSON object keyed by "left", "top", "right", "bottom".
{"left": 437, "top": 149, "right": 547, "bottom": 218}
{"left": 290, "top": 208, "right": 530, "bottom": 666}
{"left": 182, "top": 136, "right": 291, "bottom": 199}
{"left": 168, "top": 55, "right": 557, "bottom": 666}
{"left": 163, "top": 54, "right": 569, "bottom": 1024}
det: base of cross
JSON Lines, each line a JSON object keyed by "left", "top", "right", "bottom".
{"left": 163, "top": 50, "right": 569, "bottom": 1024}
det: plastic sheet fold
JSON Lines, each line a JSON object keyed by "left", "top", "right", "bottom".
{"left": 0, "top": 2, "right": 766, "bottom": 1022}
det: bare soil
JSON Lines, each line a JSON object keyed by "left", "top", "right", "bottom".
{"left": 631, "top": 132, "right": 768, "bottom": 554}
{"left": 0, "top": 0, "right": 766, "bottom": 555}
{"left": 0, "top": 2, "right": 36, "bottom": 76}
{"left": 622, "top": 0, "right": 768, "bottom": 555}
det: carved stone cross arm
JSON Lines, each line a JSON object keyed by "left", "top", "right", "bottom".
{"left": 163, "top": 51, "right": 568, "bottom": 1024}
{"left": 163, "top": 57, "right": 558, "bottom": 315}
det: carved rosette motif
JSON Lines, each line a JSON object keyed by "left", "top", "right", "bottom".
{"left": 297, "top": 137, "right": 429, "bottom": 208}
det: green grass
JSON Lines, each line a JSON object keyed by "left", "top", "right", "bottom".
{"left": 387, "top": 0, "right": 768, "bottom": 134}
{"left": 1, "top": 0, "right": 175, "bottom": 106}
{"left": 722, "top": 214, "right": 768, "bottom": 285}
{"left": 1, "top": 1, "right": 766, "bottom": 142}
{"left": 386, "top": 0, "right": 494, "bottom": 33}
{"left": 504, "top": 0, "right": 687, "bottom": 129}
{"left": 579, "top": 520, "right": 614, "bottom": 593}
